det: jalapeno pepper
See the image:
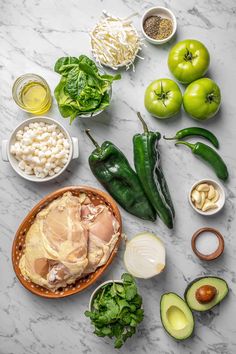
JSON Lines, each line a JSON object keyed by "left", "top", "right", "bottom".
{"left": 175, "top": 141, "right": 228, "bottom": 181}
{"left": 133, "top": 113, "right": 174, "bottom": 229}
{"left": 86, "top": 129, "right": 156, "bottom": 221}
{"left": 164, "top": 127, "right": 219, "bottom": 148}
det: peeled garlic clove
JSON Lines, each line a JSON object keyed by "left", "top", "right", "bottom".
{"left": 195, "top": 192, "right": 206, "bottom": 209}
{"left": 202, "top": 200, "right": 218, "bottom": 212}
{"left": 192, "top": 190, "right": 202, "bottom": 204}
{"left": 200, "top": 192, "right": 206, "bottom": 208}
{"left": 208, "top": 185, "right": 215, "bottom": 200}
{"left": 196, "top": 183, "right": 210, "bottom": 192}
{"left": 195, "top": 201, "right": 202, "bottom": 210}
{"left": 212, "top": 190, "right": 219, "bottom": 203}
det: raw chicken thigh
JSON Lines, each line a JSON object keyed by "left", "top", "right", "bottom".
{"left": 82, "top": 204, "right": 120, "bottom": 274}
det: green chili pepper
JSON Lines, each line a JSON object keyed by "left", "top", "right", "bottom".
{"left": 133, "top": 113, "right": 174, "bottom": 229}
{"left": 175, "top": 141, "right": 228, "bottom": 181}
{"left": 164, "top": 127, "right": 219, "bottom": 148}
{"left": 86, "top": 129, "right": 156, "bottom": 221}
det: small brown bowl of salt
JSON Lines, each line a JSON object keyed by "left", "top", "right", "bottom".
{"left": 141, "top": 7, "right": 177, "bottom": 45}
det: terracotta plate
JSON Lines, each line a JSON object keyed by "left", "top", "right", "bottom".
{"left": 12, "top": 186, "right": 122, "bottom": 298}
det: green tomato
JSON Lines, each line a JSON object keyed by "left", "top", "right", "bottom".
{"left": 144, "top": 78, "right": 182, "bottom": 119}
{"left": 168, "top": 39, "right": 210, "bottom": 84}
{"left": 183, "top": 78, "right": 221, "bottom": 121}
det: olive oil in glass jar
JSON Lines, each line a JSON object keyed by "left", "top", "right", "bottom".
{"left": 12, "top": 74, "right": 52, "bottom": 115}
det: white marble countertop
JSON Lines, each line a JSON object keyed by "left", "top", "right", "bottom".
{"left": 0, "top": 0, "right": 236, "bottom": 353}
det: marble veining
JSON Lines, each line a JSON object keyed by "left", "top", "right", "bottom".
{"left": 0, "top": 0, "right": 236, "bottom": 353}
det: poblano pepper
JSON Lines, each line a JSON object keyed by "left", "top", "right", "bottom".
{"left": 86, "top": 129, "right": 156, "bottom": 221}
{"left": 133, "top": 113, "right": 175, "bottom": 229}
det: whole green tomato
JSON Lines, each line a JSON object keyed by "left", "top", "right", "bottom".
{"left": 183, "top": 78, "right": 221, "bottom": 120}
{"left": 168, "top": 39, "right": 210, "bottom": 84}
{"left": 144, "top": 78, "right": 182, "bottom": 119}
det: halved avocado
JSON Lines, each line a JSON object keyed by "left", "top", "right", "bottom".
{"left": 160, "top": 292, "right": 194, "bottom": 340}
{"left": 184, "top": 276, "right": 229, "bottom": 312}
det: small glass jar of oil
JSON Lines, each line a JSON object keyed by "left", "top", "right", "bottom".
{"left": 12, "top": 74, "right": 52, "bottom": 115}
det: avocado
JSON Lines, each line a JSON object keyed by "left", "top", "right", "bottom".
{"left": 160, "top": 292, "right": 194, "bottom": 340}
{"left": 184, "top": 276, "right": 229, "bottom": 312}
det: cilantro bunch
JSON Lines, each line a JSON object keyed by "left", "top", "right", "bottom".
{"left": 85, "top": 273, "right": 144, "bottom": 348}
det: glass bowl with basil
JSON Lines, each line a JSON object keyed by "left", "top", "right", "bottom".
{"left": 85, "top": 273, "right": 144, "bottom": 349}
{"left": 54, "top": 55, "right": 121, "bottom": 123}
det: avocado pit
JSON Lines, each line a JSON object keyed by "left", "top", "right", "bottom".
{"left": 195, "top": 285, "right": 217, "bottom": 304}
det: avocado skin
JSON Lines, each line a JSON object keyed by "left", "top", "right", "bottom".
{"left": 184, "top": 276, "right": 229, "bottom": 312}
{"left": 160, "top": 292, "right": 195, "bottom": 341}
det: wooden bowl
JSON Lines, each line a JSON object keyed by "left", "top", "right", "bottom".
{"left": 12, "top": 186, "right": 122, "bottom": 299}
{"left": 191, "top": 227, "right": 224, "bottom": 261}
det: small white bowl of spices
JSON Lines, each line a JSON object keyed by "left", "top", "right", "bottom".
{"left": 141, "top": 7, "right": 177, "bottom": 45}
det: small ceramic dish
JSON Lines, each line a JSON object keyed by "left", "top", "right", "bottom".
{"left": 12, "top": 185, "right": 122, "bottom": 298}
{"left": 1, "top": 116, "right": 79, "bottom": 182}
{"left": 89, "top": 280, "right": 123, "bottom": 311}
{"left": 141, "top": 7, "right": 177, "bottom": 45}
{"left": 189, "top": 179, "right": 225, "bottom": 216}
{"left": 191, "top": 227, "right": 224, "bottom": 261}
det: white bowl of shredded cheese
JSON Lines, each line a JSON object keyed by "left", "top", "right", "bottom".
{"left": 1, "top": 117, "right": 79, "bottom": 182}
{"left": 90, "top": 11, "right": 143, "bottom": 71}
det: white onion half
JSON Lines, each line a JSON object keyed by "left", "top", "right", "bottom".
{"left": 124, "top": 232, "right": 166, "bottom": 279}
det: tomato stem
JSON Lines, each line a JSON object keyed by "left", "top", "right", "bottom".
{"left": 184, "top": 48, "right": 197, "bottom": 62}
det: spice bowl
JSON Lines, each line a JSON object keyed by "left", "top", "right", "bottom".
{"left": 141, "top": 7, "right": 177, "bottom": 45}
{"left": 1, "top": 116, "right": 79, "bottom": 182}
{"left": 189, "top": 179, "right": 225, "bottom": 216}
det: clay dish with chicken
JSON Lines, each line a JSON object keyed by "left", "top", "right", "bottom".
{"left": 12, "top": 186, "right": 122, "bottom": 298}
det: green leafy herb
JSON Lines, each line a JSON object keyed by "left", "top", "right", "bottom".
{"left": 54, "top": 55, "right": 121, "bottom": 123}
{"left": 85, "top": 273, "right": 144, "bottom": 349}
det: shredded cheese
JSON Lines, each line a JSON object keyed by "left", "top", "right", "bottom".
{"left": 90, "top": 11, "right": 143, "bottom": 71}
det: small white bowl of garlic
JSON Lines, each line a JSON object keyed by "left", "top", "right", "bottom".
{"left": 189, "top": 179, "right": 225, "bottom": 216}
{"left": 1, "top": 116, "right": 79, "bottom": 182}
